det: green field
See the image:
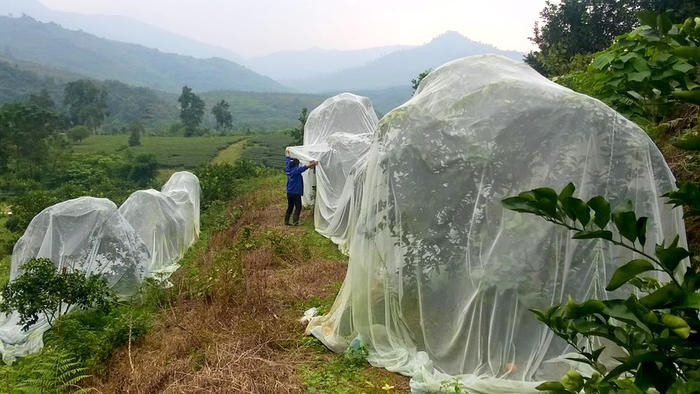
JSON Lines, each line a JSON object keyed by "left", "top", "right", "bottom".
{"left": 212, "top": 138, "right": 250, "bottom": 164}
{"left": 72, "top": 135, "right": 247, "bottom": 168}
{"left": 240, "top": 131, "right": 296, "bottom": 169}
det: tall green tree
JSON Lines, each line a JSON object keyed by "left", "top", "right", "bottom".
{"left": 0, "top": 102, "right": 62, "bottom": 176}
{"left": 643, "top": 0, "right": 700, "bottom": 22}
{"left": 178, "top": 86, "right": 205, "bottom": 137}
{"left": 527, "top": 1, "right": 700, "bottom": 77}
{"left": 527, "top": 0, "right": 646, "bottom": 76}
{"left": 287, "top": 107, "right": 307, "bottom": 145}
{"left": 211, "top": 100, "right": 233, "bottom": 130}
{"left": 128, "top": 120, "right": 144, "bottom": 146}
{"left": 63, "top": 79, "right": 109, "bottom": 131}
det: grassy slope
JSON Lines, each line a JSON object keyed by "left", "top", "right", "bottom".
{"left": 72, "top": 135, "right": 246, "bottom": 169}
{"left": 90, "top": 174, "right": 409, "bottom": 393}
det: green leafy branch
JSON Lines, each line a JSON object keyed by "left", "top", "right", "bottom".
{"left": 502, "top": 182, "right": 699, "bottom": 393}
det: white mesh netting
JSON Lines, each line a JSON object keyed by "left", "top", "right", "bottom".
{"left": 305, "top": 55, "right": 686, "bottom": 392}
{"left": 0, "top": 172, "right": 200, "bottom": 363}
{"left": 288, "top": 93, "right": 378, "bottom": 251}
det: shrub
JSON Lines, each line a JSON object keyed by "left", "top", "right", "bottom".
{"left": 127, "top": 121, "right": 143, "bottom": 146}
{"left": 503, "top": 182, "right": 698, "bottom": 393}
{"left": 0, "top": 258, "right": 117, "bottom": 330}
{"left": 67, "top": 125, "right": 90, "bottom": 143}
{"left": 128, "top": 153, "right": 157, "bottom": 186}
{"left": 5, "top": 190, "right": 60, "bottom": 233}
{"left": 589, "top": 13, "right": 700, "bottom": 121}
{"left": 196, "top": 161, "right": 260, "bottom": 206}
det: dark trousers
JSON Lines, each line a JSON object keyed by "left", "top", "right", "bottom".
{"left": 285, "top": 193, "right": 302, "bottom": 224}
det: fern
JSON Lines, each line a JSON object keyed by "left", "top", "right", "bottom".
{"left": 15, "top": 347, "right": 93, "bottom": 393}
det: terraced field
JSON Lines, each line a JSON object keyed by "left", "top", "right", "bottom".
{"left": 240, "top": 131, "right": 296, "bottom": 169}
{"left": 72, "top": 135, "right": 247, "bottom": 168}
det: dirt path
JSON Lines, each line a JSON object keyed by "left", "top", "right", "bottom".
{"left": 92, "top": 176, "right": 409, "bottom": 393}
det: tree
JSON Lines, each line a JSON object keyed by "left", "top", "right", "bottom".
{"left": 642, "top": 0, "right": 700, "bottom": 22}
{"left": 63, "top": 79, "right": 109, "bottom": 131}
{"left": 287, "top": 107, "right": 308, "bottom": 145}
{"left": 411, "top": 69, "right": 431, "bottom": 93}
{"left": 527, "top": 1, "right": 700, "bottom": 77}
{"left": 0, "top": 101, "right": 62, "bottom": 175}
{"left": 211, "top": 100, "right": 233, "bottom": 131}
{"left": 527, "top": 0, "right": 643, "bottom": 76}
{"left": 67, "top": 125, "right": 90, "bottom": 143}
{"left": 178, "top": 86, "right": 205, "bottom": 137}
{"left": 128, "top": 153, "right": 157, "bottom": 186}
{"left": 28, "top": 89, "right": 56, "bottom": 110}
{"left": 128, "top": 121, "right": 144, "bottom": 146}
{"left": 0, "top": 258, "right": 116, "bottom": 330}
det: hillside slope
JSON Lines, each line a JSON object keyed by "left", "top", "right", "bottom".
{"left": 0, "top": 16, "right": 288, "bottom": 93}
{"left": 0, "top": 58, "right": 179, "bottom": 127}
{"left": 91, "top": 174, "right": 410, "bottom": 392}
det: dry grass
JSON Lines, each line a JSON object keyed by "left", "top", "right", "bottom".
{"left": 89, "top": 175, "right": 409, "bottom": 393}
{"left": 657, "top": 104, "right": 700, "bottom": 252}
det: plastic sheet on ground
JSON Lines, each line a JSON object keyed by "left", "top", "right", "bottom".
{"left": 288, "top": 93, "right": 378, "bottom": 251}
{"left": 0, "top": 172, "right": 201, "bottom": 363}
{"left": 305, "top": 55, "right": 686, "bottom": 393}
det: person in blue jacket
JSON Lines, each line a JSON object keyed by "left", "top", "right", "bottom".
{"left": 285, "top": 149, "right": 318, "bottom": 225}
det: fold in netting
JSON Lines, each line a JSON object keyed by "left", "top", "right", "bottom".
{"left": 301, "top": 55, "right": 687, "bottom": 393}
{"left": 0, "top": 171, "right": 200, "bottom": 363}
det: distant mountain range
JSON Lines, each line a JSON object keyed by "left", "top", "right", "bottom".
{"left": 245, "top": 45, "right": 412, "bottom": 82}
{"left": 0, "top": 16, "right": 287, "bottom": 93}
{"left": 284, "top": 31, "right": 525, "bottom": 92}
{"left": 0, "top": 0, "right": 245, "bottom": 63}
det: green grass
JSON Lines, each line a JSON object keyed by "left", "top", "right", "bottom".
{"left": 240, "top": 131, "right": 296, "bottom": 169}
{"left": 72, "top": 135, "right": 246, "bottom": 169}
{"left": 212, "top": 138, "right": 250, "bottom": 164}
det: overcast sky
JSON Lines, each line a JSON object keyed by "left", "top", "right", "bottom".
{"left": 40, "top": 0, "right": 547, "bottom": 57}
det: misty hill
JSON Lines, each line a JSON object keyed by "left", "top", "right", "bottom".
{"left": 0, "top": 57, "right": 179, "bottom": 127}
{"left": 0, "top": 58, "right": 333, "bottom": 130}
{"left": 0, "top": 15, "right": 288, "bottom": 93}
{"left": 246, "top": 45, "right": 412, "bottom": 82}
{"left": 287, "top": 31, "right": 525, "bottom": 92}
{"left": 0, "top": 0, "right": 244, "bottom": 63}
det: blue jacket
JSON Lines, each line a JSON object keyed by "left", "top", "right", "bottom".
{"left": 285, "top": 156, "right": 308, "bottom": 195}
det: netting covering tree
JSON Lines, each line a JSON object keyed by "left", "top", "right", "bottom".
{"left": 305, "top": 55, "right": 686, "bottom": 392}
{"left": 0, "top": 172, "right": 200, "bottom": 363}
{"left": 119, "top": 190, "right": 188, "bottom": 279}
{"left": 288, "top": 93, "right": 378, "bottom": 251}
